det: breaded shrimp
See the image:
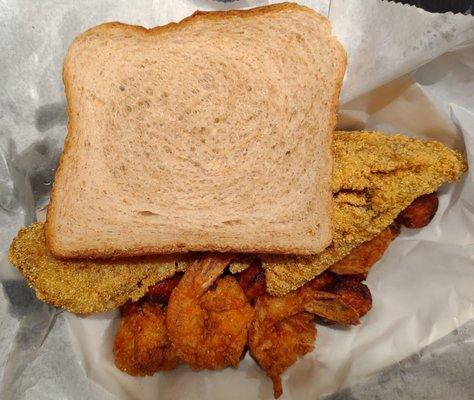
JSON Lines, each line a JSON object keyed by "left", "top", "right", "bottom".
{"left": 249, "top": 278, "right": 365, "bottom": 398}
{"left": 331, "top": 276, "right": 372, "bottom": 318}
{"left": 249, "top": 291, "right": 317, "bottom": 398}
{"left": 166, "top": 254, "right": 254, "bottom": 370}
{"left": 114, "top": 302, "right": 179, "bottom": 375}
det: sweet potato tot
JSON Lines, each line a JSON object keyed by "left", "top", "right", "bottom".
{"left": 397, "top": 192, "right": 438, "bottom": 228}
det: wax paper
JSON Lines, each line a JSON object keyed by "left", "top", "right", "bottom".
{"left": 0, "top": 1, "right": 473, "bottom": 399}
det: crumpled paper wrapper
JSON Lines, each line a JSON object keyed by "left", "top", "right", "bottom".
{"left": 0, "top": 1, "right": 473, "bottom": 399}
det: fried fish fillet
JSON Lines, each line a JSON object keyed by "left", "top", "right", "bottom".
{"left": 8, "top": 131, "right": 466, "bottom": 312}
{"left": 8, "top": 223, "right": 189, "bottom": 313}
{"left": 258, "top": 131, "right": 466, "bottom": 295}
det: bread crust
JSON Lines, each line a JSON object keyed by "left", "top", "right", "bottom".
{"left": 45, "top": 2, "right": 346, "bottom": 259}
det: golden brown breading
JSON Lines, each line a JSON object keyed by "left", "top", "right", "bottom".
{"left": 166, "top": 255, "right": 254, "bottom": 370}
{"left": 8, "top": 131, "right": 467, "bottom": 311}
{"left": 261, "top": 131, "right": 466, "bottom": 295}
{"left": 330, "top": 276, "right": 372, "bottom": 318}
{"left": 249, "top": 294, "right": 317, "bottom": 398}
{"left": 8, "top": 223, "right": 189, "bottom": 313}
{"left": 114, "top": 302, "right": 180, "bottom": 375}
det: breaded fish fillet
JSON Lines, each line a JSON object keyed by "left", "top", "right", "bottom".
{"left": 8, "top": 223, "right": 189, "bottom": 313}
{"left": 259, "top": 131, "right": 466, "bottom": 295}
{"left": 8, "top": 131, "right": 466, "bottom": 312}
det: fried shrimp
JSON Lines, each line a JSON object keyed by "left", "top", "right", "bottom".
{"left": 114, "top": 302, "right": 179, "bottom": 375}
{"left": 249, "top": 291, "right": 317, "bottom": 398}
{"left": 331, "top": 276, "right": 372, "bottom": 318}
{"left": 249, "top": 274, "right": 369, "bottom": 398}
{"left": 166, "top": 254, "right": 254, "bottom": 370}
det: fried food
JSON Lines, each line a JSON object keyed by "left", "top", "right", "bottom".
{"left": 9, "top": 132, "right": 466, "bottom": 311}
{"left": 166, "top": 254, "right": 254, "bottom": 370}
{"left": 8, "top": 223, "right": 190, "bottom": 314}
{"left": 236, "top": 258, "right": 267, "bottom": 302}
{"left": 114, "top": 302, "right": 180, "bottom": 375}
{"left": 236, "top": 260, "right": 360, "bottom": 324}
{"left": 249, "top": 275, "right": 367, "bottom": 398}
{"left": 331, "top": 277, "right": 372, "bottom": 318}
{"left": 119, "top": 301, "right": 141, "bottom": 318}
{"left": 303, "top": 273, "right": 371, "bottom": 321}
{"left": 329, "top": 224, "right": 400, "bottom": 275}
{"left": 397, "top": 192, "right": 439, "bottom": 228}
{"left": 144, "top": 273, "right": 183, "bottom": 303}
{"left": 299, "top": 275, "right": 361, "bottom": 325}
{"left": 249, "top": 293, "right": 317, "bottom": 398}
{"left": 304, "top": 292, "right": 360, "bottom": 325}
{"left": 305, "top": 271, "right": 337, "bottom": 291}
{"left": 262, "top": 131, "right": 466, "bottom": 295}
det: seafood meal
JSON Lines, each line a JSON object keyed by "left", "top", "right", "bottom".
{"left": 7, "top": 3, "right": 468, "bottom": 398}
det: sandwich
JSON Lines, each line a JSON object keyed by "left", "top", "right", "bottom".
{"left": 7, "top": 3, "right": 467, "bottom": 398}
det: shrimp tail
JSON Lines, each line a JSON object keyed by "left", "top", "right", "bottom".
{"left": 180, "top": 253, "right": 233, "bottom": 296}
{"left": 271, "top": 375, "right": 283, "bottom": 398}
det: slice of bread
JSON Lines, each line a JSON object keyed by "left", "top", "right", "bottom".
{"left": 45, "top": 3, "right": 346, "bottom": 258}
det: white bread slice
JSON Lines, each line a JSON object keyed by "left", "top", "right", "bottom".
{"left": 45, "top": 3, "right": 346, "bottom": 258}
